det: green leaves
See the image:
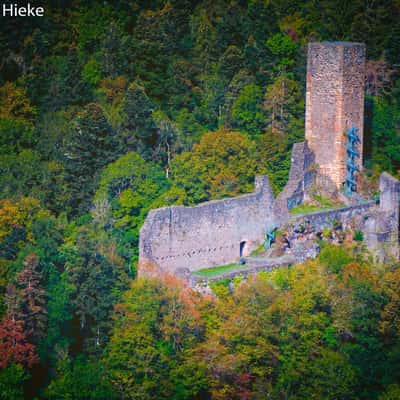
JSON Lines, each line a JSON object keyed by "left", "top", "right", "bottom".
{"left": 104, "top": 277, "right": 205, "bottom": 400}
{"left": 231, "top": 84, "right": 265, "bottom": 135}
{"left": 169, "top": 129, "right": 257, "bottom": 204}
{"left": 266, "top": 33, "right": 298, "bottom": 57}
{"left": 319, "top": 245, "right": 353, "bottom": 274}
{"left": 95, "top": 152, "right": 169, "bottom": 259}
{"left": 66, "top": 103, "right": 121, "bottom": 214}
{"left": 45, "top": 357, "right": 116, "bottom": 400}
{"left": 0, "top": 1, "right": 400, "bottom": 399}
{"left": 266, "top": 33, "right": 298, "bottom": 74}
{"left": 0, "top": 363, "right": 28, "bottom": 400}
{"left": 368, "top": 96, "right": 400, "bottom": 174}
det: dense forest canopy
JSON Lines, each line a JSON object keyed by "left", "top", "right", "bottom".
{"left": 0, "top": 0, "right": 400, "bottom": 398}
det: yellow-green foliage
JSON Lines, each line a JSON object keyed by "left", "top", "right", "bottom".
{"left": 102, "top": 246, "right": 400, "bottom": 399}
{"left": 168, "top": 129, "right": 257, "bottom": 205}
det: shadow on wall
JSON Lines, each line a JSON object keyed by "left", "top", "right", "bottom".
{"left": 363, "top": 96, "right": 373, "bottom": 163}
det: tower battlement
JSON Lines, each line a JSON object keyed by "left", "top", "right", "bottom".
{"left": 305, "top": 42, "right": 366, "bottom": 188}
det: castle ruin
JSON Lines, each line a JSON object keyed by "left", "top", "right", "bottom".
{"left": 139, "top": 176, "right": 275, "bottom": 273}
{"left": 139, "top": 42, "right": 399, "bottom": 279}
{"left": 305, "top": 42, "right": 366, "bottom": 189}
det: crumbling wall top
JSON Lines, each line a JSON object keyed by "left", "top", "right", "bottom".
{"left": 380, "top": 172, "right": 400, "bottom": 212}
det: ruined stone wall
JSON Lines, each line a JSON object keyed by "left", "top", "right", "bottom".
{"left": 291, "top": 202, "right": 376, "bottom": 233}
{"left": 365, "top": 173, "right": 400, "bottom": 261}
{"left": 139, "top": 176, "right": 276, "bottom": 274}
{"left": 285, "top": 201, "right": 376, "bottom": 263}
{"left": 138, "top": 41, "right": 400, "bottom": 277}
{"left": 305, "top": 42, "right": 366, "bottom": 189}
{"left": 380, "top": 172, "right": 400, "bottom": 215}
{"left": 275, "top": 141, "right": 315, "bottom": 218}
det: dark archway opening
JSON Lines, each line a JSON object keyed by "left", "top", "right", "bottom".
{"left": 240, "top": 241, "right": 249, "bottom": 257}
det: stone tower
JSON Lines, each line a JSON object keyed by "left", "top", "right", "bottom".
{"left": 305, "top": 42, "right": 366, "bottom": 189}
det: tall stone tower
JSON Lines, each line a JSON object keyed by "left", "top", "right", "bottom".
{"left": 305, "top": 42, "right": 366, "bottom": 189}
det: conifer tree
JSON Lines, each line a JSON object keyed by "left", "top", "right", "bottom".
{"left": 65, "top": 103, "right": 119, "bottom": 214}
{"left": 65, "top": 228, "right": 126, "bottom": 354}
{"left": 123, "top": 81, "right": 157, "bottom": 158}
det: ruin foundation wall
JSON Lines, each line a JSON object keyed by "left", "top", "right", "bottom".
{"left": 291, "top": 202, "right": 376, "bottom": 233}
{"left": 139, "top": 176, "right": 276, "bottom": 274}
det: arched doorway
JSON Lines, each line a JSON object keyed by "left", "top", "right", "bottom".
{"left": 240, "top": 240, "right": 249, "bottom": 257}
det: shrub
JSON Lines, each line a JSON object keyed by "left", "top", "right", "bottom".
{"left": 319, "top": 245, "right": 353, "bottom": 274}
{"left": 353, "top": 230, "right": 364, "bottom": 242}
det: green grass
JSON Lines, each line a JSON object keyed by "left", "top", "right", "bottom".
{"left": 194, "top": 262, "right": 245, "bottom": 277}
{"left": 250, "top": 243, "right": 266, "bottom": 256}
{"left": 290, "top": 204, "right": 332, "bottom": 215}
{"left": 313, "top": 195, "right": 336, "bottom": 208}
{"left": 290, "top": 195, "right": 345, "bottom": 215}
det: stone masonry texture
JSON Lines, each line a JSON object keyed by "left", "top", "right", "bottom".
{"left": 305, "top": 42, "right": 366, "bottom": 188}
{"left": 275, "top": 141, "right": 315, "bottom": 217}
{"left": 139, "top": 41, "right": 399, "bottom": 277}
{"left": 365, "top": 173, "right": 400, "bottom": 261}
{"left": 139, "top": 176, "right": 276, "bottom": 274}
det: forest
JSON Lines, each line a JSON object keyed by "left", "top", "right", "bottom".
{"left": 0, "top": 0, "right": 400, "bottom": 398}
